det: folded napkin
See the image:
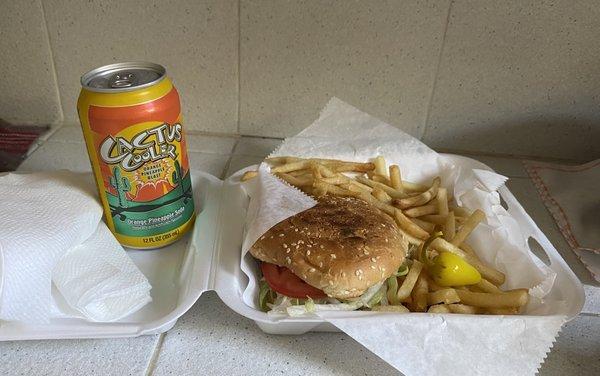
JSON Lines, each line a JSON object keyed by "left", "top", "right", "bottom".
{"left": 0, "top": 171, "right": 152, "bottom": 323}
{"left": 525, "top": 159, "right": 600, "bottom": 281}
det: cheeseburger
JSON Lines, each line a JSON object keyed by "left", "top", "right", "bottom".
{"left": 250, "top": 195, "right": 408, "bottom": 314}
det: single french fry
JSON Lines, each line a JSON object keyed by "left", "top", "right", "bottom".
{"left": 356, "top": 176, "right": 409, "bottom": 199}
{"left": 271, "top": 160, "right": 313, "bottom": 173}
{"left": 374, "top": 156, "right": 387, "bottom": 176}
{"left": 411, "top": 271, "right": 429, "bottom": 312}
{"left": 402, "top": 180, "right": 430, "bottom": 192}
{"left": 265, "top": 156, "right": 297, "bottom": 164}
{"left": 394, "top": 209, "right": 429, "bottom": 240}
{"left": 396, "top": 260, "right": 423, "bottom": 300}
{"left": 287, "top": 169, "right": 311, "bottom": 177}
{"left": 276, "top": 173, "right": 313, "bottom": 187}
{"left": 443, "top": 211, "right": 455, "bottom": 241}
{"left": 372, "top": 174, "right": 392, "bottom": 186}
{"left": 393, "top": 177, "right": 440, "bottom": 209}
{"left": 427, "top": 304, "right": 451, "bottom": 313}
{"left": 486, "top": 307, "right": 520, "bottom": 315}
{"left": 451, "top": 206, "right": 472, "bottom": 218}
{"left": 419, "top": 214, "right": 448, "bottom": 225}
{"left": 404, "top": 204, "right": 438, "bottom": 217}
{"left": 397, "top": 227, "right": 423, "bottom": 246}
{"left": 437, "top": 188, "right": 449, "bottom": 216}
{"left": 313, "top": 181, "right": 359, "bottom": 198}
{"left": 241, "top": 170, "right": 258, "bottom": 181}
{"left": 474, "top": 279, "right": 503, "bottom": 294}
{"left": 455, "top": 289, "right": 528, "bottom": 308}
{"left": 427, "top": 288, "right": 460, "bottom": 305}
{"left": 372, "top": 305, "right": 410, "bottom": 313}
{"left": 451, "top": 209, "right": 486, "bottom": 246}
{"left": 372, "top": 187, "right": 392, "bottom": 204}
{"left": 389, "top": 165, "right": 403, "bottom": 192}
{"left": 411, "top": 218, "right": 436, "bottom": 233}
{"left": 447, "top": 304, "right": 482, "bottom": 314}
{"left": 332, "top": 162, "right": 375, "bottom": 173}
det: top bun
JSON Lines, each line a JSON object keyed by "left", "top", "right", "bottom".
{"left": 250, "top": 196, "right": 408, "bottom": 299}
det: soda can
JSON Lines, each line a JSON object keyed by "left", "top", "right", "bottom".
{"left": 77, "top": 62, "right": 195, "bottom": 249}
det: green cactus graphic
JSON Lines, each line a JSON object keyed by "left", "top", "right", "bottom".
{"left": 172, "top": 160, "right": 185, "bottom": 197}
{"left": 109, "top": 167, "right": 131, "bottom": 208}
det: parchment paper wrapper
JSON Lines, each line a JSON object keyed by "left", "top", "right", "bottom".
{"left": 239, "top": 98, "right": 565, "bottom": 376}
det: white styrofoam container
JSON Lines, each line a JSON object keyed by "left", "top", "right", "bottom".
{"left": 0, "top": 155, "right": 585, "bottom": 340}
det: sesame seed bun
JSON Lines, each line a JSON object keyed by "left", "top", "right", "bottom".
{"left": 250, "top": 196, "right": 408, "bottom": 299}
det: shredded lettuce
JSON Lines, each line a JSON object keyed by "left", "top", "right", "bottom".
{"left": 258, "top": 280, "right": 276, "bottom": 312}
{"left": 386, "top": 275, "right": 399, "bottom": 305}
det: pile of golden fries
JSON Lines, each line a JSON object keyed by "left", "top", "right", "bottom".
{"left": 242, "top": 156, "right": 528, "bottom": 315}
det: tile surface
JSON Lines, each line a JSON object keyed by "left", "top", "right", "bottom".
{"left": 0, "top": 1, "right": 61, "bottom": 125}
{"left": 538, "top": 314, "right": 600, "bottom": 376}
{"left": 425, "top": 0, "right": 600, "bottom": 160}
{"left": 43, "top": 0, "right": 238, "bottom": 133}
{"left": 240, "top": 0, "right": 451, "bottom": 138}
{"left": 0, "top": 336, "right": 159, "bottom": 376}
{"left": 152, "top": 292, "right": 399, "bottom": 376}
{"left": 233, "top": 136, "right": 282, "bottom": 157}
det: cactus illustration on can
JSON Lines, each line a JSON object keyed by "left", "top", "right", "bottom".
{"left": 109, "top": 167, "right": 131, "bottom": 208}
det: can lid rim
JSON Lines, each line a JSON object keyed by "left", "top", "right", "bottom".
{"left": 80, "top": 62, "right": 166, "bottom": 93}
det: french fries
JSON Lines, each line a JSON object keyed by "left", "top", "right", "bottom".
{"left": 243, "top": 155, "right": 530, "bottom": 316}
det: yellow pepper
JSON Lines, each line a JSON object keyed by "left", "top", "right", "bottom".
{"left": 428, "top": 251, "right": 482, "bottom": 287}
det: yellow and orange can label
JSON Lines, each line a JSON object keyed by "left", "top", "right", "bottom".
{"left": 77, "top": 66, "right": 195, "bottom": 249}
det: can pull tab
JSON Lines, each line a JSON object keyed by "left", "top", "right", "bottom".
{"left": 110, "top": 72, "right": 136, "bottom": 88}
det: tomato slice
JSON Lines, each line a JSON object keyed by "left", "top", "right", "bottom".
{"left": 261, "top": 262, "right": 327, "bottom": 299}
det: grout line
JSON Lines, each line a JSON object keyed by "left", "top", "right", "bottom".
{"left": 38, "top": 0, "right": 64, "bottom": 126}
{"left": 420, "top": 0, "right": 454, "bottom": 141}
{"left": 220, "top": 138, "right": 241, "bottom": 179}
{"left": 144, "top": 333, "right": 166, "bottom": 376}
{"left": 434, "top": 147, "right": 586, "bottom": 164}
{"left": 236, "top": 0, "right": 241, "bottom": 134}
{"left": 579, "top": 312, "right": 600, "bottom": 318}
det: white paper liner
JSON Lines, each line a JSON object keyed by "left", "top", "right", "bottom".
{"left": 238, "top": 98, "right": 565, "bottom": 375}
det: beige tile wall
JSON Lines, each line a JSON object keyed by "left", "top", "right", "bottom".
{"left": 1, "top": 0, "right": 598, "bottom": 160}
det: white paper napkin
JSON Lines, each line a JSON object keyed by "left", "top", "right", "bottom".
{"left": 239, "top": 98, "right": 564, "bottom": 376}
{"left": 0, "top": 171, "right": 151, "bottom": 323}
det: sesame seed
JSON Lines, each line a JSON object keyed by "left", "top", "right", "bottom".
{"left": 342, "top": 272, "right": 347, "bottom": 277}
{"left": 298, "top": 240, "right": 304, "bottom": 244}
{"left": 279, "top": 234, "right": 284, "bottom": 237}
{"left": 330, "top": 254, "right": 337, "bottom": 259}
{"left": 309, "top": 268, "right": 316, "bottom": 272}
{"left": 320, "top": 245, "right": 324, "bottom": 249}
{"left": 371, "top": 257, "right": 377, "bottom": 262}
{"left": 306, "top": 250, "right": 311, "bottom": 256}
{"left": 307, "top": 244, "right": 312, "bottom": 248}
{"left": 294, "top": 228, "right": 298, "bottom": 232}
{"left": 358, "top": 275, "right": 363, "bottom": 280}
{"left": 355, "top": 270, "right": 361, "bottom": 276}
{"left": 329, "top": 281, "right": 334, "bottom": 286}
{"left": 283, "top": 244, "right": 288, "bottom": 248}
{"left": 260, "top": 236, "right": 266, "bottom": 240}
{"left": 286, "top": 257, "right": 291, "bottom": 264}
{"left": 286, "top": 249, "right": 291, "bottom": 254}
{"left": 385, "top": 238, "right": 389, "bottom": 242}
{"left": 364, "top": 250, "right": 370, "bottom": 255}
{"left": 370, "top": 265, "right": 376, "bottom": 269}
{"left": 319, "top": 262, "right": 323, "bottom": 267}
{"left": 269, "top": 236, "right": 274, "bottom": 239}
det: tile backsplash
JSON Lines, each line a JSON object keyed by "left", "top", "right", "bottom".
{"left": 2, "top": 0, "right": 598, "bottom": 160}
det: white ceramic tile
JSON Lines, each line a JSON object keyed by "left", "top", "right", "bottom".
{"left": 425, "top": 1, "right": 600, "bottom": 160}
{"left": 538, "top": 315, "right": 600, "bottom": 375}
{"left": 43, "top": 0, "right": 238, "bottom": 133}
{"left": 0, "top": 1, "right": 61, "bottom": 125}
{"left": 48, "top": 124, "right": 84, "bottom": 143}
{"left": 185, "top": 134, "right": 237, "bottom": 155}
{"left": 152, "top": 292, "right": 399, "bottom": 376}
{"left": 18, "top": 141, "right": 92, "bottom": 172}
{"left": 187, "top": 152, "right": 231, "bottom": 178}
{"left": 233, "top": 137, "right": 282, "bottom": 157}
{"left": 225, "top": 155, "right": 264, "bottom": 177}
{"left": 240, "top": 0, "right": 451, "bottom": 138}
{"left": 0, "top": 335, "right": 159, "bottom": 376}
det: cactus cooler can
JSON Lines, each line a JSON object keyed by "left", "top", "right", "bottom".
{"left": 77, "top": 62, "right": 195, "bottom": 249}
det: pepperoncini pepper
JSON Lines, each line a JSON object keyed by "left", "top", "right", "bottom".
{"left": 419, "top": 232, "right": 481, "bottom": 287}
{"left": 427, "top": 251, "right": 481, "bottom": 287}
